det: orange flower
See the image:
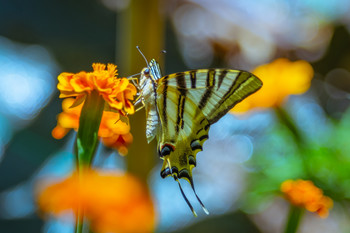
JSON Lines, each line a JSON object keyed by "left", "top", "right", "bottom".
{"left": 52, "top": 98, "right": 132, "bottom": 155}
{"left": 281, "top": 179, "right": 333, "bottom": 218}
{"left": 57, "top": 63, "right": 137, "bottom": 114}
{"left": 232, "top": 58, "right": 314, "bottom": 112}
{"left": 99, "top": 111, "right": 133, "bottom": 156}
{"left": 37, "top": 169, "right": 157, "bottom": 233}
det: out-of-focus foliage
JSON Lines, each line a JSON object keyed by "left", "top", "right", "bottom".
{"left": 243, "top": 107, "right": 350, "bottom": 212}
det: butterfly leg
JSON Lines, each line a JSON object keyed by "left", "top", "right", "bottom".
{"left": 133, "top": 94, "right": 142, "bottom": 104}
{"left": 133, "top": 95, "right": 146, "bottom": 112}
{"left": 127, "top": 77, "right": 140, "bottom": 89}
{"left": 114, "top": 94, "right": 144, "bottom": 125}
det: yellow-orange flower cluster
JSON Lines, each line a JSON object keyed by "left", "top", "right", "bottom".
{"left": 52, "top": 98, "right": 132, "bottom": 155}
{"left": 233, "top": 58, "right": 314, "bottom": 112}
{"left": 37, "top": 169, "right": 157, "bottom": 233}
{"left": 57, "top": 63, "right": 137, "bottom": 114}
{"left": 281, "top": 179, "right": 333, "bottom": 218}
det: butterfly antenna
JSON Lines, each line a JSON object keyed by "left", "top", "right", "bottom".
{"left": 156, "top": 49, "right": 167, "bottom": 66}
{"left": 174, "top": 176, "right": 198, "bottom": 217}
{"left": 158, "top": 49, "right": 166, "bottom": 60}
{"left": 190, "top": 181, "right": 209, "bottom": 215}
{"left": 136, "top": 46, "right": 149, "bottom": 65}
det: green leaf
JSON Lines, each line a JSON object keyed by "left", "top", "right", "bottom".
{"left": 119, "top": 114, "right": 129, "bottom": 125}
{"left": 70, "top": 95, "right": 86, "bottom": 108}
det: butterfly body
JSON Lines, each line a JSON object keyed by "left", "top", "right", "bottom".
{"left": 139, "top": 61, "right": 162, "bottom": 143}
{"left": 137, "top": 58, "right": 262, "bottom": 215}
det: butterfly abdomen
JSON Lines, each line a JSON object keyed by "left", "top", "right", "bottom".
{"left": 145, "top": 107, "right": 159, "bottom": 143}
{"left": 140, "top": 71, "right": 161, "bottom": 143}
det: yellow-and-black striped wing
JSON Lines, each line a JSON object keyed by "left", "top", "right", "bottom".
{"left": 155, "top": 69, "right": 262, "bottom": 183}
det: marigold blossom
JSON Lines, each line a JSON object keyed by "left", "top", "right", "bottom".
{"left": 37, "top": 169, "right": 157, "bottom": 233}
{"left": 57, "top": 63, "right": 137, "bottom": 114}
{"left": 52, "top": 98, "right": 132, "bottom": 155}
{"left": 281, "top": 179, "right": 333, "bottom": 218}
{"left": 232, "top": 58, "right": 314, "bottom": 112}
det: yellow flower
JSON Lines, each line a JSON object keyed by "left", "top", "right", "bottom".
{"left": 37, "top": 169, "right": 157, "bottom": 233}
{"left": 52, "top": 98, "right": 132, "bottom": 155}
{"left": 57, "top": 63, "right": 137, "bottom": 114}
{"left": 233, "top": 58, "right": 314, "bottom": 112}
{"left": 281, "top": 179, "right": 333, "bottom": 218}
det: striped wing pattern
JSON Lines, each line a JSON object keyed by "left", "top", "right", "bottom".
{"left": 139, "top": 58, "right": 262, "bottom": 215}
{"left": 156, "top": 69, "right": 262, "bottom": 185}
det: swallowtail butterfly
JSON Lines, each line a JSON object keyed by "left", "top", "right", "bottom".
{"left": 132, "top": 47, "right": 262, "bottom": 216}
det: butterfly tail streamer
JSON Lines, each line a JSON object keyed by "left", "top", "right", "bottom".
{"left": 174, "top": 176, "right": 198, "bottom": 217}
{"left": 167, "top": 158, "right": 198, "bottom": 217}
{"left": 190, "top": 181, "right": 209, "bottom": 215}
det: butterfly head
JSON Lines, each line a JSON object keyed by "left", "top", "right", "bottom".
{"left": 139, "top": 66, "right": 151, "bottom": 89}
{"left": 136, "top": 46, "right": 161, "bottom": 90}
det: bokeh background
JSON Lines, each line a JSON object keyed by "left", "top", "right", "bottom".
{"left": 1, "top": 0, "right": 350, "bottom": 232}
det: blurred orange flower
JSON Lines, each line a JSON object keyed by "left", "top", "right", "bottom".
{"left": 52, "top": 98, "right": 132, "bottom": 155}
{"left": 232, "top": 58, "right": 314, "bottom": 112}
{"left": 37, "top": 169, "right": 157, "bottom": 233}
{"left": 281, "top": 179, "right": 333, "bottom": 218}
{"left": 57, "top": 63, "right": 137, "bottom": 114}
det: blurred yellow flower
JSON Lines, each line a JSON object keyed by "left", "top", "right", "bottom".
{"left": 281, "top": 179, "right": 333, "bottom": 218}
{"left": 52, "top": 98, "right": 133, "bottom": 155}
{"left": 37, "top": 169, "right": 157, "bottom": 233}
{"left": 57, "top": 63, "right": 137, "bottom": 114}
{"left": 232, "top": 58, "right": 314, "bottom": 112}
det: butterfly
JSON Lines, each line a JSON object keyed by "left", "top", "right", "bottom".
{"left": 131, "top": 47, "right": 262, "bottom": 216}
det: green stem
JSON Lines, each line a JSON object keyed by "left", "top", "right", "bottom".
{"left": 284, "top": 205, "right": 304, "bottom": 233}
{"left": 75, "top": 212, "right": 84, "bottom": 233}
{"left": 74, "top": 91, "right": 105, "bottom": 233}
{"left": 274, "top": 106, "right": 313, "bottom": 177}
{"left": 274, "top": 106, "right": 303, "bottom": 146}
{"left": 75, "top": 91, "right": 105, "bottom": 168}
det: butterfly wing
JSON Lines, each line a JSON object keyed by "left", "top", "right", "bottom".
{"left": 156, "top": 84, "right": 209, "bottom": 182}
{"left": 156, "top": 84, "right": 211, "bottom": 215}
{"left": 163, "top": 69, "right": 262, "bottom": 123}
{"left": 156, "top": 69, "right": 262, "bottom": 183}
